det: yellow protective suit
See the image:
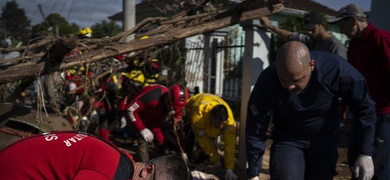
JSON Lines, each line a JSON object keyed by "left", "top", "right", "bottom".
{"left": 186, "top": 93, "right": 236, "bottom": 170}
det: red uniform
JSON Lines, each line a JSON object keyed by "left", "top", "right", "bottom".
{"left": 0, "top": 131, "right": 134, "bottom": 180}
{"left": 124, "top": 84, "right": 171, "bottom": 145}
{"left": 65, "top": 69, "right": 93, "bottom": 95}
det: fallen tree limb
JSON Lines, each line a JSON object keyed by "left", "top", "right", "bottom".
{"left": 0, "top": 1, "right": 284, "bottom": 85}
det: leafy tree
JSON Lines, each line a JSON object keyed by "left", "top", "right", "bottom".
{"left": 0, "top": 1, "right": 31, "bottom": 45}
{"left": 277, "top": 15, "right": 305, "bottom": 46}
{"left": 91, "top": 20, "right": 122, "bottom": 38}
{"left": 269, "top": 15, "right": 304, "bottom": 63}
{"left": 32, "top": 13, "right": 79, "bottom": 38}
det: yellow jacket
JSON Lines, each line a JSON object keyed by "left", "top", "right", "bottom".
{"left": 186, "top": 93, "right": 236, "bottom": 169}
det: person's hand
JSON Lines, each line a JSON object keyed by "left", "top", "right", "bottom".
{"left": 140, "top": 128, "right": 154, "bottom": 142}
{"left": 259, "top": 16, "right": 272, "bottom": 29}
{"left": 225, "top": 169, "right": 237, "bottom": 180}
{"left": 248, "top": 176, "right": 259, "bottom": 180}
{"left": 120, "top": 116, "right": 127, "bottom": 129}
{"left": 352, "top": 154, "right": 374, "bottom": 180}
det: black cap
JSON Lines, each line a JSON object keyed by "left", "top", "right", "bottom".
{"left": 303, "top": 11, "right": 325, "bottom": 30}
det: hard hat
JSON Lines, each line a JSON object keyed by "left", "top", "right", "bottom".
{"left": 140, "top": 36, "right": 149, "bottom": 40}
{"left": 122, "top": 70, "right": 145, "bottom": 87}
{"left": 169, "top": 84, "right": 189, "bottom": 109}
{"left": 79, "top": 27, "right": 93, "bottom": 38}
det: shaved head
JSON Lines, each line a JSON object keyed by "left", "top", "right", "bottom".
{"left": 275, "top": 41, "right": 314, "bottom": 94}
{"left": 276, "top": 41, "right": 311, "bottom": 71}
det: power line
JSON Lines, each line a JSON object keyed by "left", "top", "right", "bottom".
{"left": 87, "top": 0, "right": 98, "bottom": 27}
{"left": 48, "top": 0, "right": 57, "bottom": 15}
{"left": 60, "top": 0, "right": 68, "bottom": 15}
{"left": 66, "top": 0, "right": 75, "bottom": 21}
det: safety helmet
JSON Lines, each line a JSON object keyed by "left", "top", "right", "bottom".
{"left": 140, "top": 36, "right": 149, "bottom": 40}
{"left": 79, "top": 27, "right": 93, "bottom": 38}
{"left": 122, "top": 70, "right": 145, "bottom": 87}
{"left": 169, "top": 84, "right": 189, "bottom": 109}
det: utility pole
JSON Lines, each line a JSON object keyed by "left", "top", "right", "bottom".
{"left": 123, "top": 0, "right": 136, "bottom": 42}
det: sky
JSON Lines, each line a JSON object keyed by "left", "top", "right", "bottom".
{"left": 0, "top": 0, "right": 372, "bottom": 28}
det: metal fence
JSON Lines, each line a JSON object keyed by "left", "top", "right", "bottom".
{"left": 184, "top": 33, "right": 245, "bottom": 117}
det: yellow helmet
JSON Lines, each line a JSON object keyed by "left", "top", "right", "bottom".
{"left": 122, "top": 70, "right": 145, "bottom": 87}
{"left": 79, "top": 27, "right": 93, "bottom": 38}
{"left": 140, "top": 36, "right": 149, "bottom": 40}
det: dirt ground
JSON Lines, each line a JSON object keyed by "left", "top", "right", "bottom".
{"left": 110, "top": 123, "right": 353, "bottom": 180}
{"left": 0, "top": 102, "right": 353, "bottom": 180}
{"left": 254, "top": 139, "right": 352, "bottom": 180}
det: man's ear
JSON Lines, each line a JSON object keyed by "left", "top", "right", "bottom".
{"left": 309, "top": 59, "right": 315, "bottom": 71}
{"left": 140, "top": 164, "right": 155, "bottom": 178}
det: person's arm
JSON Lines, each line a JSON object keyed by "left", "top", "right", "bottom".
{"left": 338, "top": 67, "right": 376, "bottom": 179}
{"left": 259, "top": 16, "right": 313, "bottom": 45}
{"left": 126, "top": 99, "right": 146, "bottom": 131}
{"left": 259, "top": 16, "right": 292, "bottom": 40}
{"left": 339, "top": 73, "right": 376, "bottom": 156}
{"left": 222, "top": 120, "right": 236, "bottom": 170}
{"left": 245, "top": 78, "right": 273, "bottom": 178}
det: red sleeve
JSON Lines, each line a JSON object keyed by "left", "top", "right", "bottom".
{"left": 126, "top": 99, "right": 147, "bottom": 131}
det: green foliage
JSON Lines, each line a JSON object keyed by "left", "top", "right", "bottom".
{"left": 0, "top": 1, "right": 31, "bottom": 45}
{"left": 276, "top": 14, "right": 305, "bottom": 46}
{"left": 91, "top": 20, "right": 122, "bottom": 38}
{"left": 269, "top": 15, "right": 304, "bottom": 63}
{"left": 32, "top": 13, "right": 79, "bottom": 37}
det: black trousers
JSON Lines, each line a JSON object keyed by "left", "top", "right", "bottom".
{"left": 270, "top": 130, "right": 339, "bottom": 180}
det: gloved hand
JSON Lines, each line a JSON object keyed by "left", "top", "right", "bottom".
{"left": 225, "top": 169, "right": 238, "bottom": 180}
{"left": 140, "top": 128, "right": 154, "bottom": 142}
{"left": 352, "top": 154, "right": 374, "bottom": 180}
{"left": 120, "top": 116, "right": 127, "bottom": 129}
{"left": 248, "top": 176, "right": 259, "bottom": 180}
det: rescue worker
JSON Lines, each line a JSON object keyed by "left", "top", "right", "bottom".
{"left": 246, "top": 41, "right": 376, "bottom": 180}
{"left": 128, "top": 56, "right": 160, "bottom": 86}
{"left": 185, "top": 93, "right": 238, "bottom": 180}
{"left": 78, "top": 27, "right": 93, "bottom": 39}
{"left": 0, "top": 131, "right": 189, "bottom": 180}
{"left": 123, "top": 84, "right": 189, "bottom": 162}
{"left": 64, "top": 65, "right": 93, "bottom": 127}
{"left": 94, "top": 70, "right": 146, "bottom": 141}
{"left": 64, "top": 27, "right": 93, "bottom": 58}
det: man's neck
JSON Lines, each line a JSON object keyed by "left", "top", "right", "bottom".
{"left": 318, "top": 31, "right": 332, "bottom": 40}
